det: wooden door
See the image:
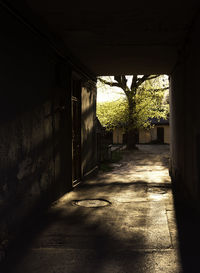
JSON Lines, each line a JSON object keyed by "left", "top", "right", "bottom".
{"left": 72, "top": 79, "right": 81, "bottom": 185}
{"left": 157, "top": 127, "right": 164, "bottom": 143}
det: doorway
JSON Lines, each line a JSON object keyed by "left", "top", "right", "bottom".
{"left": 72, "top": 78, "right": 81, "bottom": 186}
{"left": 157, "top": 127, "right": 164, "bottom": 143}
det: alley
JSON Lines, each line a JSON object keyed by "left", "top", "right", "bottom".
{"left": 3, "top": 145, "right": 183, "bottom": 272}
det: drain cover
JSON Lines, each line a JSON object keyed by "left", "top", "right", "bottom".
{"left": 73, "top": 199, "right": 111, "bottom": 208}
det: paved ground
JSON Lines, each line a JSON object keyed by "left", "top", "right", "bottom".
{"left": 1, "top": 145, "right": 188, "bottom": 272}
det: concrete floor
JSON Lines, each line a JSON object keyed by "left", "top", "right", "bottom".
{"left": 2, "top": 145, "right": 199, "bottom": 272}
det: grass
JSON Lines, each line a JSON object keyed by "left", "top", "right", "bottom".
{"left": 99, "top": 150, "right": 123, "bottom": 172}
{"left": 111, "top": 150, "right": 122, "bottom": 163}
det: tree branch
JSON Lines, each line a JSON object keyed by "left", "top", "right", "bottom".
{"left": 136, "top": 75, "right": 160, "bottom": 87}
{"left": 114, "top": 75, "right": 129, "bottom": 92}
{"left": 136, "top": 75, "right": 150, "bottom": 86}
{"left": 146, "top": 75, "right": 160, "bottom": 81}
{"left": 121, "top": 75, "right": 127, "bottom": 88}
{"left": 114, "top": 76, "right": 126, "bottom": 89}
{"left": 98, "top": 77, "right": 121, "bottom": 88}
{"left": 114, "top": 75, "right": 121, "bottom": 83}
{"left": 131, "top": 75, "right": 138, "bottom": 90}
{"left": 147, "top": 87, "right": 169, "bottom": 92}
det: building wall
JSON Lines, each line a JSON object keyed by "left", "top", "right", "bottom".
{"left": 81, "top": 80, "right": 97, "bottom": 177}
{"left": 151, "top": 125, "right": 170, "bottom": 144}
{"left": 139, "top": 129, "right": 151, "bottom": 143}
{"left": 164, "top": 125, "right": 170, "bottom": 144}
{"left": 139, "top": 125, "right": 170, "bottom": 144}
{"left": 113, "top": 128, "right": 124, "bottom": 144}
{"left": 0, "top": 6, "right": 96, "bottom": 258}
{"left": 170, "top": 12, "right": 200, "bottom": 209}
{"left": 151, "top": 127, "right": 157, "bottom": 141}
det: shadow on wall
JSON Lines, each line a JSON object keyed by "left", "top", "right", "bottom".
{"left": 81, "top": 88, "right": 97, "bottom": 177}
{"left": 0, "top": 95, "right": 72, "bottom": 262}
{"left": 0, "top": 5, "right": 72, "bottom": 260}
{"left": 172, "top": 186, "right": 200, "bottom": 273}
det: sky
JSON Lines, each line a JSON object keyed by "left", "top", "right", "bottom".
{"left": 97, "top": 86, "right": 125, "bottom": 102}
{"left": 97, "top": 76, "right": 131, "bottom": 103}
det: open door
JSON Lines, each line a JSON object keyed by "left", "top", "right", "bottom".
{"left": 72, "top": 78, "right": 81, "bottom": 186}
{"left": 157, "top": 127, "right": 164, "bottom": 143}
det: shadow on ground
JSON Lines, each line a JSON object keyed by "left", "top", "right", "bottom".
{"left": 1, "top": 145, "right": 200, "bottom": 273}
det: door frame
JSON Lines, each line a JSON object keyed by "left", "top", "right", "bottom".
{"left": 71, "top": 72, "right": 82, "bottom": 186}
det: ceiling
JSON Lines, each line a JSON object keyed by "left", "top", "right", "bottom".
{"left": 6, "top": 0, "right": 200, "bottom": 75}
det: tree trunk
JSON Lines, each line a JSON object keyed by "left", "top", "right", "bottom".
{"left": 126, "top": 128, "right": 137, "bottom": 149}
{"left": 126, "top": 97, "right": 137, "bottom": 150}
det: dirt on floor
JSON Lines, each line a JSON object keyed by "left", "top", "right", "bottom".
{"left": 97, "top": 144, "right": 170, "bottom": 185}
{"left": 4, "top": 144, "right": 187, "bottom": 273}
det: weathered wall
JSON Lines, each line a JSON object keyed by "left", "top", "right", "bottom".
{"left": 151, "top": 127, "right": 157, "bottom": 141}
{"left": 139, "top": 129, "right": 151, "bottom": 143}
{"left": 151, "top": 126, "right": 170, "bottom": 144}
{"left": 113, "top": 128, "right": 124, "bottom": 144}
{"left": 139, "top": 125, "right": 170, "bottom": 144}
{"left": 164, "top": 126, "right": 170, "bottom": 144}
{"left": 170, "top": 13, "right": 200, "bottom": 208}
{"left": 0, "top": 6, "right": 73, "bottom": 258}
{"left": 81, "top": 80, "right": 97, "bottom": 178}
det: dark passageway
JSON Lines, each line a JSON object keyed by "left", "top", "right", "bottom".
{"left": 2, "top": 144, "right": 195, "bottom": 273}
{"left": 1, "top": 1, "right": 200, "bottom": 272}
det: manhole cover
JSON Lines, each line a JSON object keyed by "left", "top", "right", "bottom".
{"left": 72, "top": 199, "right": 111, "bottom": 208}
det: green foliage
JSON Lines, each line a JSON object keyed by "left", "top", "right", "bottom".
{"left": 134, "top": 87, "right": 168, "bottom": 129}
{"left": 97, "top": 99, "right": 128, "bottom": 130}
{"left": 97, "top": 75, "right": 169, "bottom": 131}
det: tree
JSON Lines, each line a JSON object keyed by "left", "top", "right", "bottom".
{"left": 97, "top": 75, "right": 169, "bottom": 149}
{"left": 97, "top": 99, "right": 128, "bottom": 130}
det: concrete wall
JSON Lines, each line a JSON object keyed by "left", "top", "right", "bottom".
{"left": 151, "top": 127, "right": 157, "bottom": 141}
{"left": 164, "top": 126, "right": 170, "bottom": 144}
{"left": 139, "top": 129, "right": 151, "bottom": 143}
{"left": 170, "top": 13, "right": 200, "bottom": 209}
{"left": 113, "top": 128, "right": 124, "bottom": 144}
{"left": 81, "top": 80, "right": 97, "bottom": 177}
{"left": 139, "top": 125, "right": 170, "bottom": 144}
{"left": 0, "top": 6, "right": 96, "bottom": 258}
{"left": 151, "top": 125, "right": 170, "bottom": 144}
